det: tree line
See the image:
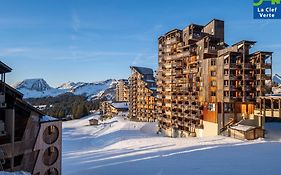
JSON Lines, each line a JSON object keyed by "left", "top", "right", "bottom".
{"left": 27, "top": 93, "right": 106, "bottom": 119}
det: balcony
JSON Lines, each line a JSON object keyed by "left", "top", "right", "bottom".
{"left": 243, "top": 96, "right": 255, "bottom": 102}
{"left": 229, "top": 75, "right": 238, "bottom": 80}
{"left": 165, "top": 95, "right": 172, "bottom": 100}
{"left": 188, "top": 33, "right": 201, "bottom": 40}
{"left": 256, "top": 62, "right": 271, "bottom": 69}
{"left": 164, "top": 64, "right": 172, "bottom": 69}
{"left": 244, "top": 74, "right": 254, "bottom": 80}
{"left": 244, "top": 63, "right": 253, "bottom": 69}
{"left": 204, "top": 46, "right": 217, "bottom": 55}
{"left": 242, "top": 85, "right": 254, "bottom": 91}
{"left": 256, "top": 74, "right": 271, "bottom": 80}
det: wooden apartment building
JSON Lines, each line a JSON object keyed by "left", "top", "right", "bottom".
{"left": 128, "top": 66, "right": 156, "bottom": 122}
{"left": 0, "top": 61, "right": 61, "bottom": 175}
{"left": 156, "top": 19, "right": 272, "bottom": 138}
{"left": 100, "top": 101, "right": 128, "bottom": 116}
{"left": 115, "top": 79, "right": 129, "bottom": 102}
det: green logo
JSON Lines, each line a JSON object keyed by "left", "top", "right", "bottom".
{"left": 253, "top": 0, "right": 280, "bottom": 6}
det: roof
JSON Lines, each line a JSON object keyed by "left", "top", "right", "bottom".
{"left": 130, "top": 66, "right": 153, "bottom": 75}
{"left": 144, "top": 79, "right": 155, "bottom": 83}
{"left": 0, "top": 61, "right": 12, "bottom": 74}
{"left": 204, "top": 19, "right": 224, "bottom": 27}
{"left": 258, "top": 95, "right": 281, "bottom": 99}
{"left": 232, "top": 40, "right": 256, "bottom": 47}
{"left": 1, "top": 81, "right": 23, "bottom": 98}
{"left": 230, "top": 124, "right": 256, "bottom": 132}
{"left": 15, "top": 97, "right": 45, "bottom": 116}
{"left": 165, "top": 28, "right": 182, "bottom": 36}
{"left": 111, "top": 102, "right": 128, "bottom": 109}
{"left": 249, "top": 51, "right": 273, "bottom": 56}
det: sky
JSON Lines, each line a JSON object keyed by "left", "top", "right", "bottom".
{"left": 1, "top": 0, "right": 281, "bottom": 87}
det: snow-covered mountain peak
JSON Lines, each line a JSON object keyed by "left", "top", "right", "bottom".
{"left": 14, "top": 78, "right": 52, "bottom": 91}
{"left": 273, "top": 74, "right": 281, "bottom": 85}
{"left": 15, "top": 78, "right": 118, "bottom": 100}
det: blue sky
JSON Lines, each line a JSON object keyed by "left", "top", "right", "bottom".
{"left": 1, "top": 0, "right": 281, "bottom": 87}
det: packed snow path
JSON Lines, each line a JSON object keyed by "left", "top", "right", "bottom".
{"left": 62, "top": 114, "right": 281, "bottom": 175}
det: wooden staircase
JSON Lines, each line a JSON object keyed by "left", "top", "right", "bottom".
{"left": 219, "top": 118, "right": 235, "bottom": 135}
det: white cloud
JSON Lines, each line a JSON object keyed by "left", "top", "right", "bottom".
{"left": 1, "top": 47, "right": 30, "bottom": 55}
{"left": 72, "top": 11, "right": 80, "bottom": 32}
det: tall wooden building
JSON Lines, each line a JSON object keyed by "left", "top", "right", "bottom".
{"left": 115, "top": 79, "right": 129, "bottom": 102}
{"left": 157, "top": 19, "right": 272, "bottom": 137}
{"left": 0, "top": 61, "right": 61, "bottom": 175}
{"left": 128, "top": 66, "right": 156, "bottom": 122}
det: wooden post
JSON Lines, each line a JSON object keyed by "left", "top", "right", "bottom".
{"left": 278, "top": 98, "right": 281, "bottom": 117}
{"left": 5, "top": 108, "right": 15, "bottom": 171}
{"left": 271, "top": 99, "right": 274, "bottom": 118}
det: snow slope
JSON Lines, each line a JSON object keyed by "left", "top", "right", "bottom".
{"left": 14, "top": 79, "right": 117, "bottom": 100}
{"left": 62, "top": 114, "right": 281, "bottom": 175}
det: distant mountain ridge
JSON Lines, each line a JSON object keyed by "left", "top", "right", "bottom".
{"left": 13, "top": 78, "right": 117, "bottom": 100}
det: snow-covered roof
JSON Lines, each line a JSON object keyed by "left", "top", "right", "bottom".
{"left": 145, "top": 79, "right": 155, "bottom": 83}
{"left": 40, "top": 115, "right": 59, "bottom": 122}
{"left": 111, "top": 102, "right": 128, "bottom": 109}
{"left": 131, "top": 66, "right": 153, "bottom": 75}
{"left": 230, "top": 124, "right": 256, "bottom": 132}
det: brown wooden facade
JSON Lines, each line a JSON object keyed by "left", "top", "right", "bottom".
{"left": 0, "top": 61, "right": 61, "bottom": 175}
{"left": 128, "top": 66, "right": 156, "bottom": 122}
{"left": 116, "top": 79, "right": 129, "bottom": 102}
{"left": 156, "top": 19, "right": 272, "bottom": 137}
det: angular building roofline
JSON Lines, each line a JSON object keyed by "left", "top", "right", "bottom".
{"left": 0, "top": 61, "right": 12, "bottom": 73}
{"left": 130, "top": 66, "right": 154, "bottom": 75}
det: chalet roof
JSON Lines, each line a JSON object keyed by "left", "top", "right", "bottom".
{"left": 130, "top": 66, "right": 153, "bottom": 75}
{"left": 15, "top": 97, "right": 45, "bottom": 116}
{"left": 0, "top": 81, "right": 23, "bottom": 99}
{"left": 0, "top": 61, "right": 12, "bottom": 74}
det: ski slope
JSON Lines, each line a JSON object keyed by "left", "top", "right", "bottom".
{"left": 62, "top": 114, "right": 281, "bottom": 175}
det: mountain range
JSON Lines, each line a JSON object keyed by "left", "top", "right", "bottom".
{"left": 12, "top": 74, "right": 281, "bottom": 100}
{"left": 13, "top": 78, "right": 117, "bottom": 100}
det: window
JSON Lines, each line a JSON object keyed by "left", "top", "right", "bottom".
{"left": 211, "top": 80, "right": 216, "bottom": 87}
{"left": 224, "top": 91, "right": 229, "bottom": 97}
{"left": 208, "top": 103, "right": 216, "bottom": 111}
{"left": 211, "top": 59, "right": 216, "bottom": 66}
{"left": 224, "top": 103, "right": 233, "bottom": 112}
{"left": 224, "top": 58, "right": 229, "bottom": 64}
{"left": 224, "top": 69, "right": 229, "bottom": 75}
{"left": 211, "top": 71, "right": 216, "bottom": 77}
{"left": 211, "top": 91, "right": 216, "bottom": 96}
{"left": 224, "top": 80, "right": 228, "bottom": 86}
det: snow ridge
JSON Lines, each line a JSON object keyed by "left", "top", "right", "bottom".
{"left": 14, "top": 78, "right": 117, "bottom": 100}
